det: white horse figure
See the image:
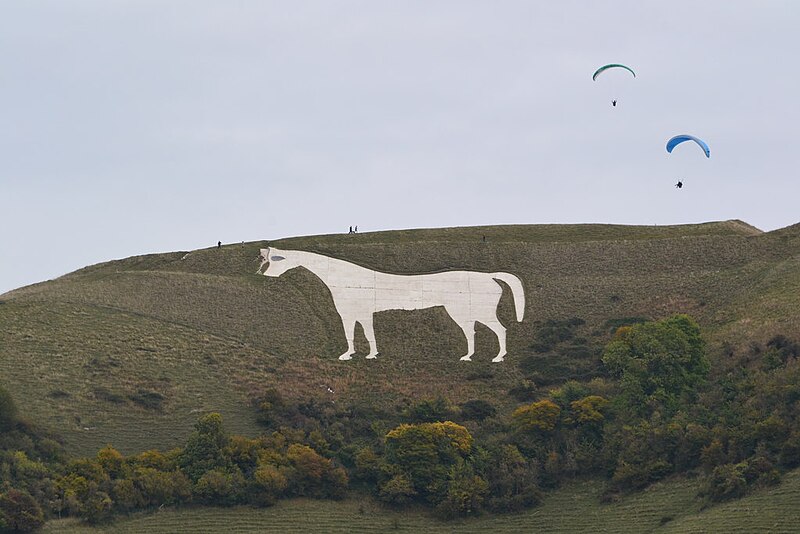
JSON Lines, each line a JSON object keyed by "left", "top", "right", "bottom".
{"left": 257, "top": 247, "right": 525, "bottom": 363}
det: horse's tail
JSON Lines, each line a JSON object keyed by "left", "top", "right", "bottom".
{"left": 492, "top": 272, "right": 525, "bottom": 322}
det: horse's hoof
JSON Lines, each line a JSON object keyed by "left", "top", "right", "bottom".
{"left": 460, "top": 355, "right": 472, "bottom": 361}
{"left": 339, "top": 354, "right": 353, "bottom": 361}
{"left": 491, "top": 356, "right": 505, "bottom": 363}
{"left": 366, "top": 354, "right": 378, "bottom": 359}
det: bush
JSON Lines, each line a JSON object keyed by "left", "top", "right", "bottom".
{"left": 460, "top": 400, "right": 496, "bottom": 421}
{"left": 0, "top": 489, "right": 45, "bottom": 532}
{"left": 253, "top": 463, "right": 289, "bottom": 505}
{"left": 569, "top": 396, "right": 609, "bottom": 424}
{"left": 127, "top": 390, "right": 165, "bottom": 411}
{"left": 436, "top": 467, "right": 488, "bottom": 518}
{"left": 403, "top": 397, "right": 453, "bottom": 423}
{"left": 512, "top": 400, "right": 561, "bottom": 433}
{"left": 779, "top": 432, "right": 800, "bottom": 468}
{"left": 132, "top": 467, "right": 191, "bottom": 506}
{"left": 194, "top": 468, "right": 247, "bottom": 506}
{"left": 702, "top": 463, "right": 747, "bottom": 502}
{"left": 0, "top": 387, "right": 17, "bottom": 431}
{"left": 484, "top": 445, "right": 541, "bottom": 513}
{"left": 379, "top": 475, "right": 417, "bottom": 505}
{"left": 611, "top": 460, "right": 672, "bottom": 492}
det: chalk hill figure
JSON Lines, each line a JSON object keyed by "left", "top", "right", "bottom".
{"left": 258, "top": 247, "right": 525, "bottom": 362}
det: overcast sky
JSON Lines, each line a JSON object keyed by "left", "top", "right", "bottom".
{"left": 2, "top": 1, "right": 799, "bottom": 294}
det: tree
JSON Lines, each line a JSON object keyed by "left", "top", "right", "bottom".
{"left": 484, "top": 445, "right": 541, "bottom": 512}
{"left": 179, "top": 413, "right": 229, "bottom": 481}
{"left": 132, "top": 467, "right": 191, "bottom": 507}
{"left": 602, "top": 314, "right": 708, "bottom": 417}
{"left": 253, "top": 463, "right": 288, "bottom": 505}
{"left": 96, "top": 445, "right": 127, "bottom": 479}
{"left": 384, "top": 422, "right": 473, "bottom": 502}
{"left": 285, "top": 444, "right": 347, "bottom": 498}
{"left": 436, "top": 463, "right": 488, "bottom": 518}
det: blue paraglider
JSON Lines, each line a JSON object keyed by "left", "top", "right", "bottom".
{"left": 666, "top": 135, "right": 710, "bottom": 158}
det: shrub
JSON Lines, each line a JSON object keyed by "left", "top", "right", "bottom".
{"left": 0, "top": 489, "right": 45, "bottom": 532}
{"left": 436, "top": 466, "right": 488, "bottom": 518}
{"left": 81, "top": 491, "right": 114, "bottom": 525}
{"left": 96, "top": 445, "right": 127, "bottom": 479}
{"left": 484, "top": 445, "right": 541, "bottom": 513}
{"left": 132, "top": 467, "right": 191, "bottom": 506}
{"left": 779, "top": 432, "right": 800, "bottom": 468}
{"left": 0, "top": 387, "right": 17, "bottom": 431}
{"left": 353, "top": 447, "right": 381, "bottom": 483}
{"left": 379, "top": 475, "right": 416, "bottom": 505}
{"left": 611, "top": 460, "right": 672, "bottom": 492}
{"left": 508, "top": 381, "right": 538, "bottom": 402}
{"left": 702, "top": 463, "right": 747, "bottom": 502}
{"left": 403, "top": 397, "right": 453, "bottom": 423}
{"left": 194, "top": 468, "right": 247, "bottom": 506}
{"left": 253, "top": 463, "right": 289, "bottom": 505}
{"left": 460, "top": 400, "right": 496, "bottom": 421}
{"left": 127, "top": 390, "right": 165, "bottom": 411}
{"left": 569, "top": 396, "right": 610, "bottom": 424}
{"left": 112, "top": 479, "right": 143, "bottom": 512}
{"left": 512, "top": 400, "right": 561, "bottom": 433}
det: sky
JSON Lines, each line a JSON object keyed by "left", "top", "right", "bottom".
{"left": 2, "top": 1, "right": 799, "bottom": 294}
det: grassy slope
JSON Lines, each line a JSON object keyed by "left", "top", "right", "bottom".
{"left": 3, "top": 219, "right": 800, "bottom": 457}
{"left": 40, "top": 469, "right": 800, "bottom": 533}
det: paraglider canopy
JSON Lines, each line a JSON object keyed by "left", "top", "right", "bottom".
{"left": 666, "top": 135, "right": 710, "bottom": 158}
{"left": 592, "top": 64, "right": 636, "bottom": 81}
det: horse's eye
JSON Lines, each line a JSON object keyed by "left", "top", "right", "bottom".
{"left": 270, "top": 255, "right": 285, "bottom": 261}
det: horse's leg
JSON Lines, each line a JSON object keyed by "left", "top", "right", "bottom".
{"left": 455, "top": 320, "right": 476, "bottom": 361}
{"left": 484, "top": 320, "right": 507, "bottom": 363}
{"left": 338, "top": 316, "right": 356, "bottom": 361}
{"left": 360, "top": 314, "right": 379, "bottom": 359}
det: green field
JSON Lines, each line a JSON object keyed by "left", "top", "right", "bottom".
{"left": 40, "top": 469, "right": 800, "bottom": 533}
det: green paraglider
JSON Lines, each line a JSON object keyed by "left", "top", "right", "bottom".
{"left": 592, "top": 64, "right": 636, "bottom": 81}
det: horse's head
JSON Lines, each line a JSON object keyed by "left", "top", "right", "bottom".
{"left": 257, "top": 247, "right": 292, "bottom": 277}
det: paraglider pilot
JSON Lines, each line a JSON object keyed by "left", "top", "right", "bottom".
{"left": 612, "top": 100, "right": 617, "bottom": 107}
{"left": 675, "top": 181, "right": 683, "bottom": 189}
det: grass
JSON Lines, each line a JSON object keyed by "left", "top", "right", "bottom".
{"left": 2, "top": 220, "right": 800, "bottom": 458}
{"left": 39, "top": 468, "right": 800, "bottom": 533}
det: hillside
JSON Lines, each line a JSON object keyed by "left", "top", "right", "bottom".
{"left": 2, "top": 219, "right": 800, "bottom": 457}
